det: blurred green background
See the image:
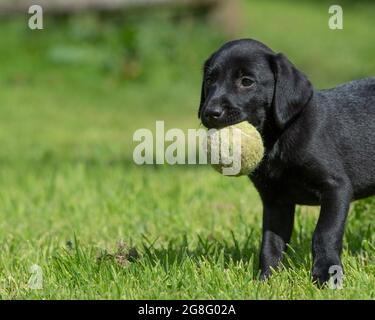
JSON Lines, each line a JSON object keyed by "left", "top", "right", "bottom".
{"left": 0, "top": 0, "right": 374, "bottom": 299}
{"left": 1, "top": 0, "right": 375, "bottom": 162}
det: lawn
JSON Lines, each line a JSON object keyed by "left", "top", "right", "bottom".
{"left": 0, "top": 0, "right": 374, "bottom": 299}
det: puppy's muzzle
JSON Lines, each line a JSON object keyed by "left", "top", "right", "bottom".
{"left": 202, "top": 103, "right": 244, "bottom": 129}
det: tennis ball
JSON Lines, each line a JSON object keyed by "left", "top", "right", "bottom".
{"left": 206, "top": 121, "right": 264, "bottom": 176}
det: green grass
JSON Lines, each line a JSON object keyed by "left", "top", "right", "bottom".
{"left": 0, "top": 0, "right": 374, "bottom": 299}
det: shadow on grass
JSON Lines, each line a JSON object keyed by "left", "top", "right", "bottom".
{"left": 68, "top": 231, "right": 264, "bottom": 280}
{"left": 49, "top": 231, "right": 263, "bottom": 281}
{"left": 140, "top": 232, "right": 260, "bottom": 274}
{"left": 103, "top": 231, "right": 313, "bottom": 278}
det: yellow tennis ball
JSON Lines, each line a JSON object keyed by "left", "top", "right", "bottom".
{"left": 206, "top": 121, "right": 264, "bottom": 176}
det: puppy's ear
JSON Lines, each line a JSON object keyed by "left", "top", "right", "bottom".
{"left": 198, "top": 79, "right": 205, "bottom": 119}
{"left": 271, "top": 53, "right": 313, "bottom": 130}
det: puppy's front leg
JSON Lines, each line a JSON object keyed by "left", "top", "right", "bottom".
{"left": 259, "top": 201, "right": 295, "bottom": 280}
{"left": 312, "top": 177, "right": 352, "bottom": 285}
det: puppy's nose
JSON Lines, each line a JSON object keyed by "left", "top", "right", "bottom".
{"left": 205, "top": 107, "right": 225, "bottom": 121}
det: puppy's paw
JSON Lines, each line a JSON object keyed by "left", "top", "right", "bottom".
{"left": 259, "top": 270, "right": 271, "bottom": 281}
{"left": 312, "top": 260, "right": 343, "bottom": 287}
{"left": 259, "top": 267, "right": 276, "bottom": 281}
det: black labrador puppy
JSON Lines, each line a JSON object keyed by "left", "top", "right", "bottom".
{"left": 198, "top": 39, "right": 375, "bottom": 285}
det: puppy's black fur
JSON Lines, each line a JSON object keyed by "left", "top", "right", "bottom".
{"left": 198, "top": 39, "right": 375, "bottom": 285}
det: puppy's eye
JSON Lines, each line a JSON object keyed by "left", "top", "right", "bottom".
{"left": 206, "top": 77, "right": 213, "bottom": 86}
{"left": 240, "top": 77, "right": 254, "bottom": 88}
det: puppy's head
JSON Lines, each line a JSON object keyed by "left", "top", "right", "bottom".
{"left": 198, "top": 39, "right": 313, "bottom": 135}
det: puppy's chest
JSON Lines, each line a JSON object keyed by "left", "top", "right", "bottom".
{"left": 251, "top": 162, "right": 321, "bottom": 205}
